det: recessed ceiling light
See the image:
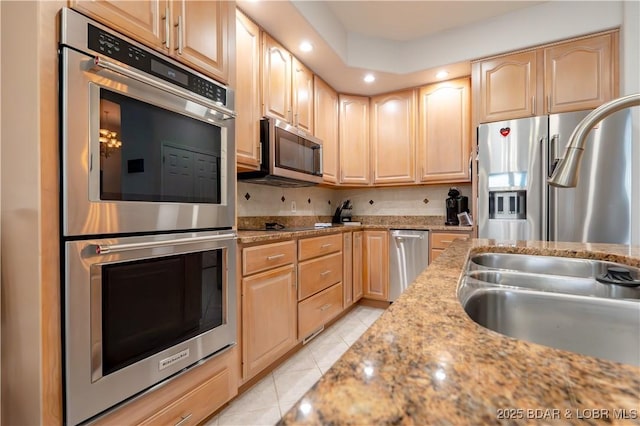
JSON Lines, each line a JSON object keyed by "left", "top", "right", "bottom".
{"left": 436, "top": 70, "right": 449, "bottom": 79}
{"left": 300, "top": 41, "right": 313, "bottom": 52}
{"left": 364, "top": 74, "right": 375, "bottom": 83}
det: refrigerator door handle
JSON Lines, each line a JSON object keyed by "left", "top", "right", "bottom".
{"left": 541, "top": 136, "right": 549, "bottom": 241}
{"left": 549, "top": 134, "right": 560, "bottom": 177}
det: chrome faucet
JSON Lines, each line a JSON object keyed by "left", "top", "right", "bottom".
{"left": 548, "top": 93, "right": 640, "bottom": 187}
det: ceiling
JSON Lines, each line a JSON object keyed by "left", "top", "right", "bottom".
{"left": 236, "top": 0, "right": 545, "bottom": 95}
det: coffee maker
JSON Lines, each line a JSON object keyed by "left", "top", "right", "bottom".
{"left": 332, "top": 200, "right": 353, "bottom": 223}
{"left": 445, "top": 187, "right": 469, "bottom": 226}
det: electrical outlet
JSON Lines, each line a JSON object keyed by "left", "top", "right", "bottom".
{"left": 291, "top": 201, "right": 297, "bottom": 212}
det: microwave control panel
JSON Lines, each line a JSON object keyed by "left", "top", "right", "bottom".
{"left": 87, "top": 24, "right": 226, "bottom": 105}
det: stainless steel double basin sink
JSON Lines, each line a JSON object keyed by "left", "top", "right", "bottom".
{"left": 458, "top": 252, "right": 640, "bottom": 366}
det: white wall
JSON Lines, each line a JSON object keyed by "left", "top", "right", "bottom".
{"left": 1, "top": 2, "right": 43, "bottom": 425}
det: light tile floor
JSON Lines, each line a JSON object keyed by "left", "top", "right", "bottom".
{"left": 205, "top": 305, "right": 385, "bottom": 426}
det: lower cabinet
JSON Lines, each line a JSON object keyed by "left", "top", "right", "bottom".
{"left": 352, "top": 231, "right": 364, "bottom": 302}
{"left": 429, "top": 231, "right": 471, "bottom": 263}
{"left": 242, "top": 264, "right": 297, "bottom": 381}
{"left": 298, "top": 282, "right": 343, "bottom": 339}
{"left": 343, "top": 232, "right": 354, "bottom": 308}
{"left": 363, "top": 230, "right": 389, "bottom": 301}
{"left": 94, "top": 347, "right": 238, "bottom": 425}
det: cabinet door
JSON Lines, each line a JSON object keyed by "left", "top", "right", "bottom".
{"left": 242, "top": 265, "right": 297, "bottom": 380}
{"left": 314, "top": 76, "right": 339, "bottom": 184}
{"left": 544, "top": 33, "right": 617, "bottom": 114}
{"left": 352, "top": 231, "right": 363, "bottom": 302}
{"left": 418, "top": 78, "right": 471, "bottom": 183}
{"left": 343, "top": 232, "right": 353, "bottom": 308}
{"left": 479, "top": 50, "right": 540, "bottom": 122}
{"left": 172, "top": 0, "right": 229, "bottom": 82}
{"left": 70, "top": 0, "right": 168, "bottom": 52}
{"left": 363, "top": 231, "right": 389, "bottom": 301}
{"left": 263, "top": 34, "right": 292, "bottom": 122}
{"left": 339, "top": 95, "right": 370, "bottom": 185}
{"left": 235, "top": 10, "right": 262, "bottom": 171}
{"left": 293, "top": 58, "right": 314, "bottom": 134}
{"left": 370, "top": 90, "right": 416, "bottom": 184}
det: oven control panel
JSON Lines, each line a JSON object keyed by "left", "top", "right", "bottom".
{"left": 87, "top": 24, "right": 226, "bottom": 105}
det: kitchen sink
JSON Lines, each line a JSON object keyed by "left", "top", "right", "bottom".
{"left": 459, "top": 252, "right": 640, "bottom": 366}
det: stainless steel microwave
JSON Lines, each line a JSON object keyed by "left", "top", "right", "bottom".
{"left": 238, "top": 117, "right": 323, "bottom": 187}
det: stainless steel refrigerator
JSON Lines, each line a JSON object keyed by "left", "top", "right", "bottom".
{"left": 478, "top": 109, "right": 632, "bottom": 244}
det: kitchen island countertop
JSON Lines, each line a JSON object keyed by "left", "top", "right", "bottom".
{"left": 279, "top": 239, "right": 640, "bottom": 425}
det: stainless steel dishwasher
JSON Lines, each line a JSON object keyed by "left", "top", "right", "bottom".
{"left": 389, "top": 229, "right": 430, "bottom": 301}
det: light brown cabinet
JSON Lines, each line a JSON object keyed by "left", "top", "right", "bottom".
{"left": 352, "top": 231, "right": 364, "bottom": 302}
{"left": 93, "top": 347, "right": 237, "bottom": 426}
{"left": 363, "top": 230, "right": 389, "bottom": 301}
{"left": 235, "top": 10, "right": 262, "bottom": 171}
{"left": 418, "top": 77, "right": 471, "bottom": 183}
{"left": 262, "top": 35, "right": 314, "bottom": 132}
{"left": 241, "top": 241, "right": 297, "bottom": 381}
{"left": 339, "top": 95, "right": 370, "bottom": 185}
{"left": 370, "top": 90, "right": 417, "bottom": 185}
{"left": 475, "top": 31, "right": 618, "bottom": 123}
{"left": 314, "top": 76, "right": 340, "bottom": 184}
{"left": 429, "top": 231, "right": 471, "bottom": 264}
{"left": 543, "top": 33, "right": 617, "bottom": 114}
{"left": 343, "top": 232, "right": 353, "bottom": 308}
{"left": 71, "top": 0, "right": 231, "bottom": 83}
{"left": 476, "top": 50, "right": 540, "bottom": 123}
{"left": 297, "top": 234, "right": 343, "bottom": 340}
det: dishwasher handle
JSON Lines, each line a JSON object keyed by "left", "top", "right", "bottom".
{"left": 393, "top": 234, "right": 424, "bottom": 240}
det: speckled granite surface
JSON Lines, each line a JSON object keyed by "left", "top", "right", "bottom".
{"left": 237, "top": 217, "right": 472, "bottom": 244}
{"left": 279, "top": 239, "right": 640, "bottom": 425}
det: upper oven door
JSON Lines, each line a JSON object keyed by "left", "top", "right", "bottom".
{"left": 61, "top": 47, "right": 235, "bottom": 237}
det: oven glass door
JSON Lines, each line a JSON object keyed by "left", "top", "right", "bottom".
{"left": 99, "top": 89, "right": 222, "bottom": 204}
{"left": 97, "top": 249, "right": 224, "bottom": 377}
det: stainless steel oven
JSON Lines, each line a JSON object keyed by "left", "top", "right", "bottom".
{"left": 59, "top": 8, "right": 238, "bottom": 425}
{"left": 60, "top": 8, "right": 236, "bottom": 237}
{"left": 64, "top": 230, "right": 237, "bottom": 425}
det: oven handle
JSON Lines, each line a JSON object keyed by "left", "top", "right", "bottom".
{"left": 94, "top": 233, "right": 237, "bottom": 255}
{"left": 88, "top": 56, "right": 237, "bottom": 120}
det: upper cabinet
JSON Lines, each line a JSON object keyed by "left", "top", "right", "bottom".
{"left": 543, "top": 33, "right": 618, "bottom": 114}
{"left": 314, "top": 76, "right": 339, "bottom": 184}
{"left": 235, "top": 10, "right": 262, "bottom": 171}
{"left": 71, "top": 0, "right": 231, "bottom": 83}
{"left": 474, "top": 31, "right": 618, "bottom": 123}
{"left": 476, "top": 50, "right": 540, "bottom": 123}
{"left": 370, "top": 90, "right": 416, "bottom": 185}
{"left": 262, "top": 34, "right": 313, "bottom": 132}
{"left": 262, "top": 34, "right": 292, "bottom": 123}
{"left": 418, "top": 77, "right": 471, "bottom": 183}
{"left": 339, "top": 95, "right": 370, "bottom": 185}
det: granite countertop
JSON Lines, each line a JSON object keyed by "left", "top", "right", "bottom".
{"left": 237, "top": 223, "right": 473, "bottom": 244}
{"left": 279, "top": 239, "right": 640, "bottom": 425}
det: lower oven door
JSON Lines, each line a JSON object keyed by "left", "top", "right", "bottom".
{"left": 64, "top": 231, "right": 237, "bottom": 425}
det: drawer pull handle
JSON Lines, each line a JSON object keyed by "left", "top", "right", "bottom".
{"left": 320, "top": 270, "right": 332, "bottom": 276}
{"left": 320, "top": 243, "right": 332, "bottom": 248}
{"left": 440, "top": 240, "right": 453, "bottom": 244}
{"left": 175, "top": 413, "right": 192, "bottom": 426}
{"left": 267, "top": 254, "right": 285, "bottom": 261}
{"left": 319, "top": 303, "right": 332, "bottom": 311}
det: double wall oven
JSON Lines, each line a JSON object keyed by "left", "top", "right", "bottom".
{"left": 60, "top": 9, "right": 237, "bottom": 425}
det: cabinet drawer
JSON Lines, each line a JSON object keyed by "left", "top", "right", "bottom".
{"left": 298, "top": 252, "right": 343, "bottom": 300}
{"left": 139, "top": 359, "right": 234, "bottom": 426}
{"left": 298, "top": 234, "right": 342, "bottom": 261}
{"left": 431, "top": 232, "right": 470, "bottom": 249}
{"left": 298, "top": 282, "right": 343, "bottom": 339}
{"left": 242, "top": 240, "right": 296, "bottom": 276}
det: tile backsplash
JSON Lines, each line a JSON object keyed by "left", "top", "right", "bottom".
{"left": 237, "top": 182, "right": 472, "bottom": 218}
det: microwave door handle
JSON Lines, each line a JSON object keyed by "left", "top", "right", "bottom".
{"left": 94, "top": 233, "right": 237, "bottom": 255}
{"left": 87, "top": 56, "right": 237, "bottom": 120}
